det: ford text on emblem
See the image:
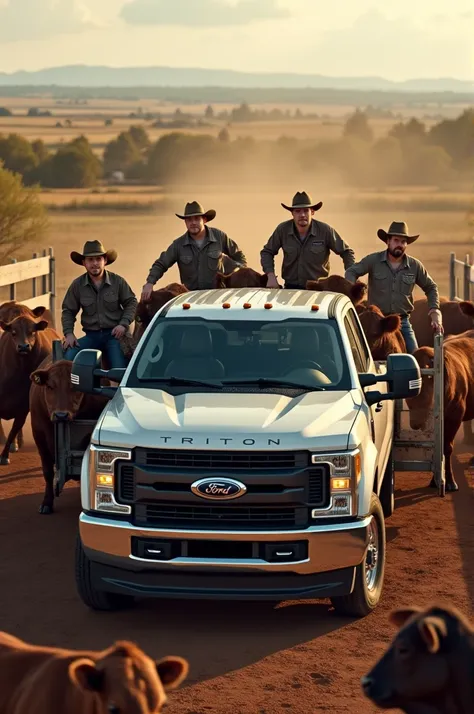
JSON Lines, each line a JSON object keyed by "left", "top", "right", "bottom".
{"left": 191, "top": 478, "right": 247, "bottom": 501}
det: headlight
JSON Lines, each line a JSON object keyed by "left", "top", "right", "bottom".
{"left": 311, "top": 449, "right": 361, "bottom": 517}
{"left": 89, "top": 445, "right": 132, "bottom": 515}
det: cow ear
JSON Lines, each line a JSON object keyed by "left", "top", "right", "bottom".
{"left": 214, "top": 273, "right": 227, "bottom": 289}
{"left": 306, "top": 281, "right": 319, "bottom": 291}
{"left": 34, "top": 320, "right": 49, "bottom": 332}
{"left": 389, "top": 607, "right": 421, "bottom": 628}
{"left": 351, "top": 282, "right": 367, "bottom": 304}
{"left": 418, "top": 616, "right": 448, "bottom": 654}
{"left": 0, "top": 320, "right": 11, "bottom": 331}
{"left": 156, "top": 656, "right": 189, "bottom": 691}
{"left": 31, "top": 369, "right": 48, "bottom": 386}
{"left": 381, "top": 315, "right": 401, "bottom": 334}
{"left": 259, "top": 273, "right": 268, "bottom": 287}
{"left": 69, "top": 658, "right": 104, "bottom": 692}
{"left": 459, "top": 301, "right": 474, "bottom": 317}
{"left": 32, "top": 306, "right": 46, "bottom": 317}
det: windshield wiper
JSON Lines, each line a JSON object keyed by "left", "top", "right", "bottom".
{"left": 147, "top": 377, "right": 223, "bottom": 389}
{"left": 223, "top": 378, "right": 326, "bottom": 391}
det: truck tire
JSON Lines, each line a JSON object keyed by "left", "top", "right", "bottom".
{"left": 330, "top": 494, "right": 385, "bottom": 618}
{"left": 75, "top": 534, "right": 135, "bottom": 612}
{"left": 379, "top": 451, "right": 395, "bottom": 519}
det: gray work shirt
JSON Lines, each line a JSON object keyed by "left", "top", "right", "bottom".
{"left": 260, "top": 219, "right": 355, "bottom": 287}
{"left": 345, "top": 250, "right": 440, "bottom": 315}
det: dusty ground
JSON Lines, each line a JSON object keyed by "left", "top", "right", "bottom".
{"left": 0, "top": 441, "right": 472, "bottom": 714}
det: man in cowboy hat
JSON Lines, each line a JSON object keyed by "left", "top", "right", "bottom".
{"left": 345, "top": 221, "right": 442, "bottom": 353}
{"left": 141, "top": 201, "right": 247, "bottom": 300}
{"left": 62, "top": 240, "right": 137, "bottom": 368}
{"left": 260, "top": 191, "right": 355, "bottom": 289}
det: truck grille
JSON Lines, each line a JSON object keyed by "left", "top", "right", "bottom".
{"left": 135, "top": 448, "right": 308, "bottom": 471}
{"left": 119, "top": 465, "right": 135, "bottom": 502}
{"left": 134, "top": 503, "right": 307, "bottom": 530}
{"left": 308, "top": 467, "right": 327, "bottom": 506}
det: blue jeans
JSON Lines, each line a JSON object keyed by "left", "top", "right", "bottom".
{"left": 64, "top": 329, "right": 127, "bottom": 369}
{"left": 400, "top": 315, "right": 418, "bottom": 354}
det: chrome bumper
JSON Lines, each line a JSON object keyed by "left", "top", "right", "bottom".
{"left": 79, "top": 512, "right": 371, "bottom": 575}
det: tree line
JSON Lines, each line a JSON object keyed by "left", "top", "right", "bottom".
{"left": 0, "top": 109, "right": 472, "bottom": 190}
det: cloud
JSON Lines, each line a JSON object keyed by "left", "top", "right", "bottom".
{"left": 0, "top": 0, "right": 100, "bottom": 41}
{"left": 120, "top": 0, "right": 289, "bottom": 27}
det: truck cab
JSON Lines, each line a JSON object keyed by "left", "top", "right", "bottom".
{"left": 72, "top": 288, "right": 421, "bottom": 617}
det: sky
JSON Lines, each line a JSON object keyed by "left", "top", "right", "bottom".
{"left": 0, "top": 0, "right": 472, "bottom": 80}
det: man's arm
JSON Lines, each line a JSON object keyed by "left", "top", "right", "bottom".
{"left": 145, "top": 240, "right": 179, "bottom": 286}
{"left": 345, "top": 255, "right": 373, "bottom": 283}
{"left": 221, "top": 234, "right": 247, "bottom": 267}
{"left": 118, "top": 278, "right": 138, "bottom": 328}
{"left": 327, "top": 226, "right": 355, "bottom": 270}
{"left": 61, "top": 282, "right": 80, "bottom": 336}
{"left": 260, "top": 228, "right": 282, "bottom": 285}
{"left": 416, "top": 261, "right": 442, "bottom": 331}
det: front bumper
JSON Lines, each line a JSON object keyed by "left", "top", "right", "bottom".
{"left": 79, "top": 513, "right": 371, "bottom": 600}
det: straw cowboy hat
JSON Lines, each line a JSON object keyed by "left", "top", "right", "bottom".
{"left": 281, "top": 191, "right": 323, "bottom": 212}
{"left": 377, "top": 221, "right": 419, "bottom": 245}
{"left": 70, "top": 240, "right": 117, "bottom": 266}
{"left": 176, "top": 201, "right": 216, "bottom": 222}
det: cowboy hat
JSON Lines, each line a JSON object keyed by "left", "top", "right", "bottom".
{"left": 377, "top": 221, "right": 419, "bottom": 245}
{"left": 70, "top": 240, "right": 117, "bottom": 266}
{"left": 281, "top": 191, "right": 323, "bottom": 212}
{"left": 175, "top": 201, "right": 216, "bottom": 222}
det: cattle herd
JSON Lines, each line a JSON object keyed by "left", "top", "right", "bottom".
{"left": 1, "top": 265, "right": 474, "bottom": 712}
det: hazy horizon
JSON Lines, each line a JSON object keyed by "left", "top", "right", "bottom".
{"left": 0, "top": 0, "right": 472, "bottom": 81}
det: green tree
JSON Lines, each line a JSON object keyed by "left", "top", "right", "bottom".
{"left": 218, "top": 127, "right": 230, "bottom": 143}
{"left": 31, "top": 139, "right": 49, "bottom": 163}
{"left": 205, "top": 105, "right": 214, "bottom": 119}
{"left": 0, "top": 133, "right": 39, "bottom": 177}
{"left": 428, "top": 109, "right": 474, "bottom": 167}
{"left": 127, "top": 125, "right": 151, "bottom": 151}
{"left": 46, "top": 136, "right": 102, "bottom": 188}
{"left": 343, "top": 109, "right": 374, "bottom": 143}
{"left": 0, "top": 163, "right": 48, "bottom": 263}
{"left": 389, "top": 118, "right": 426, "bottom": 144}
{"left": 0, "top": 108, "right": 12, "bottom": 117}
{"left": 103, "top": 132, "right": 140, "bottom": 175}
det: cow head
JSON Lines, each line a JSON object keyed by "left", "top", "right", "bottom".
{"left": 135, "top": 283, "right": 188, "bottom": 344}
{"left": 68, "top": 641, "right": 188, "bottom": 713}
{"left": 0, "top": 301, "right": 47, "bottom": 323}
{"left": 0, "top": 315, "right": 48, "bottom": 354}
{"left": 214, "top": 268, "right": 267, "bottom": 289}
{"left": 459, "top": 300, "right": 474, "bottom": 319}
{"left": 358, "top": 305, "right": 404, "bottom": 360}
{"left": 306, "top": 276, "right": 367, "bottom": 306}
{"left": 31, "top": 360, "right": 84, "bottom": 421}
{"left": 406, "top": 347, "right": 434, "bottom": 430}
{"left": 361, "top": 604, "right": 470, "bottom": 710}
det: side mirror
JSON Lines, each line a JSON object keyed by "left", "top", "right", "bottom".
{"left": 71, "top": 349, "right": 125, "bottom": 399}
{"left": 360, "top": 353, "right": 421, "bottom": 406}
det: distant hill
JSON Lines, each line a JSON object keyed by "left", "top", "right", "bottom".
{"left": 0, "top": 65, "right": 472, "bottom": 93}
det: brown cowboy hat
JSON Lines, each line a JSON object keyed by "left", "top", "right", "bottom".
{"left": 70, "top": 240, "right": 117, "bottom": 266}
{"left": 377, "top": 221, "right": 419, "bottom": 245}
{"left": 176, "top": 201, "right": 216, "bottom": 222}
{"left": 281, "top": 191, "right": 323, "bottom": 212}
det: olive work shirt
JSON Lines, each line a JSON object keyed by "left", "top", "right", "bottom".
{"left": 345, "top": 250, "right": 440, "bottom": 316}
{"left": 146, "top": 226, "right": 247, "bottom": 291}
{"left": 62, "top": 271, "right": 138, "bottom": 336}
{"left": 260, "top": 219, "right": 355, "bottom": 287}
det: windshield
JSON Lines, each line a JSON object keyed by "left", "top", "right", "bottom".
{"left": 127, "top": 318, "right": 350, "bottom": 392}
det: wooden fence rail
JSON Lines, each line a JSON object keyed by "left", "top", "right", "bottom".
{"left": 0, "top": 248, "right": 56, "bottom": 325}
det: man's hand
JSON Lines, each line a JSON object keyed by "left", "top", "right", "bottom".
{"left": 112, "top": 325, "right": 127, "bottom": 340}
{"left": 62, "top": 333, "right": 78, "bottom": 349}
{"left": 141, "top": 283, "right": 154, "bottom": 302}
{"left": 429, "top": 309, "right": 444, "bottom": 335}
{"left": 266, "top": 273, "right": 280, "bottom": 289}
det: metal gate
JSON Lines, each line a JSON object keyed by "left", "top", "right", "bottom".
{"left": 393, "top": 332, "right": 445, "bottom": 497}
{"left": 449, "top": 251, "right": 474, "bottom": 301}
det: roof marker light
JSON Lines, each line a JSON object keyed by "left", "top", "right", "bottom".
{"left": 264, "top": 303, "right": 273, "bottom": 309}
{"left": 243, "top": 303, "right": 251, "bottom": 309}
{"left": 183, "top": 303, "right": 191, "bottom": 310}
{"left": 311, "top": 305, "right": 319, "bottom": 312}
{"left": 222, "top": 302, "right": 231, "bottom": 309}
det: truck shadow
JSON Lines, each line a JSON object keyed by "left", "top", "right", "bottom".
{"left": 394, "top": 485, "right": 438, "bottom": 511}
{"left": 451, "top": 454, "right": 474, "bottom": 609}
{"left": 0, "top": 486, "right": 351, "bottom": 686}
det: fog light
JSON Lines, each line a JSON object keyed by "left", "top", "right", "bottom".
{"left": 331, "top": 494, "right": 352, "bottom": 515}
{"left": 331, "top": 478, "right": 350, "bottom": 490}
{"left": 95, "top": 490, "right": 131, "bottom": 514}
{"left": 96, "top": 473, "right": 114, "bottom": 488}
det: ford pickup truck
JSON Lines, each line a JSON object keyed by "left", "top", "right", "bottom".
{"left": 71, "top": 287, "right": 421, "bottom": 617}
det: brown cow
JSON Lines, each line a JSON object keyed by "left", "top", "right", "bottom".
{"left": 0, "top": 631, "right": 188, "bottom": 714}
{"left": 0, "top": 302, "right": 51, "bottom": 453}
{"left": 362, "top": 603, "right": 474, "bottom": 713}
{"left": 214, "top": 267, "right": 267, "bottom": 289}
{"left": 0, "top": 315, "right": 60, "bottom": 464}
{"left": 30, "top": 358, "right": 108, "bottom": 514}
{"left": 411, "top": 297, "right": 474, "bottom": 348}
{"left": 358, "top": 305, "right": 406, "bottom": 360}
{"left": 406, "top": 335, "right": 474, "bottom": 492}
{"left": 306, "top": 275, "right": 367, "bottom": 307}
{"left": 133, "top": 283, "right": 188, "bottom": 347}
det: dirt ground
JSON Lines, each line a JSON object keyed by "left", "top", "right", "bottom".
{"left": 0, "top": 440, "right": 473, "bottom": 714}
{"left": 1, "top": 200, "right": 473, "bottom": 712}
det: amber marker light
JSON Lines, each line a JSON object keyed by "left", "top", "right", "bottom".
{"left": 264, "top": 303, "right": 273, "bottom": 309}
{"left": 331, "top": 478, "right": 351, "bottom": 491}
{"left": 311, "top": 305, "right": 319, "bottom": 312}
{"left": 243, "top": 303, "right": 251, "bottom": 309}
{"left": 182, "top": 303, "right": 191, "bottom": 310}
{"left": 222, "top": 302, "right": 231, "bottom": 309}
{"left": 96, "top": 473, "right": 114, "bottom": 487}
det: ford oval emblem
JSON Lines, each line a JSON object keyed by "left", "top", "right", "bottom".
{"left": 191, "top": 478, "right": 247, "bottom": 501}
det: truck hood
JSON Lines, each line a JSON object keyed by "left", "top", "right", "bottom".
{"left": 96, "top": 388, "right": 361, "bottom": 451}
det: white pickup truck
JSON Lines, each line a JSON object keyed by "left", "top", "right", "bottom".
{"left": 71, "top": 287, "right": 421, "bottom": 617}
